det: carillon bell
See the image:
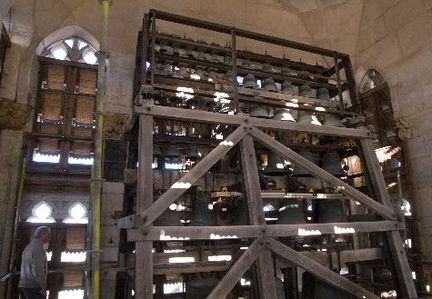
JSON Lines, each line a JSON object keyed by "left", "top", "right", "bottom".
{"left": 210, "top": 53, "right": 223, "bottom": 64}
{"left": 250, "top": 105, "right": 272, "bottom": 118}
{"left": 299, "top": 84, "right": 313, "bottom": 97}
{"left": 191, "top": 193, "right": 214, "bottom": 226}
{"left": 263, "top": 77, "right": 278, "bottom": 92}
{"left": 153, "top": 144, "right": 162, "bottom": 157}
{"left": 321, "top": 152, "right": 344, "bottom": 176}
{"left": 281, "top": 81, "right": 297, "bottom": 95}
{"left": 243, "top": 73, "right": 258, "bottom": 88}
{"left": 264, "top": 151, "right": 287, "bottom": 176}
{"left": 293, "top": 150, "right": 322, "bottom": 191}
{"left": 302, "top": 272, "right": 354, "bottom": 299}
{"left": 166, "top": 144, "right": 179, "bottom": 158}
{"left": 318, "top": 199, "right": 346, "bottom": 223}
{"left": 160, "top": 45, "right": 174, "bottom": 55}
{"left": 187, "top": 50, "right": 199, "bottom": 59}
{"left": 185, "top": 277, "right": 220, "bottom": 299}
{"left": 277, "top": 200, "right": 305, "bottom": 224}
{"left": 317, "top": 88, "right": 330, "bottom": 100}
{"left": 186, "top": 146, "right": 200, "bottom": 161}
{"left": 323, "top": 114, "right": 344, "bottom": 127}
{"left": 273, "top": 108, "right": 296, "bottom": 122}
{"left": 297, "top": 111, "right": 322, "bottom": 126}
{"left": 154, "top": 209, "right": 181, "bottom": 226}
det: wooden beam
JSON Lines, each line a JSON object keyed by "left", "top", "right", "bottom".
{"left": 240, "top": 135, "right": 277, "bottom": 299}
{"left": 128, "top": 221, "right": 402, "bottom": 241}
{"left": 359, "top": 139, "right": 417, "bottom": 298}
{"left": 154, "top": 262, "right": 229, "bottom": 275}
{"left": 135, "top": 104, "right": 371, "bottom": 138}
{"left": 135, "top": 114, "right": 154, "bottom": 299}
{"left": 140, "top": 126, "right": 247, "bottom": 225}
{"left": 207, "top": 239, "right": 264, "bottom": 299}
{"left": 249, "top": 127, "right": 396, "bottom": 220}
{"left": 267, "top": 238, "right": 380, "bottom": 299}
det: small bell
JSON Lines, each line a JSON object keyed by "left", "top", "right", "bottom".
{"left": 273, "top": 108, "right": 296, "bottom": 122}
{"left": 160, "top": 45, "right": 174, "bottom": 55}
{"left": 250, "top": 105, "right": 272, "bottom": 118}
{"left": 297, "top": 111, "right": 322, "bottom": 126}
{"left": 262, "top": 77, "right": 278, "bottom": 92}
{"left": 186, "top": 146, "right": 200, "bottom": 161}
{"left": 293, "top": 150, "right": 317, "bottom": 176}
{"left": 281, "top": 81, "right": 297, "bottom": 95}
{"left": 210, "top": 53, "right": 223, "bottom": 64}
{"left": 154, "top": 209, "right": 181, "bottom": 226}
{"left": 243, "top": 73, "right": 258, "bottom": 88}
{"left": 187, "top": 50, "right": 199, "bottom": 59}
{"left": 153, "top": 144, "right": 162, "bottom": 157}
{"left": 198, "top": 51, "right": 209, "bottom": 60}
{"left": 293, "top": 150, "right": 322, "bottom": 191}
{"left": 185, "top": 278, "right": 220, "bottom": 299}
{"left": 299, "top": 84, "right": 313, "bottom": 97}
{"left": 324, "top": 114, "right": 344, "bottom": 127}
{"left": 317, "top": 88, "right": 330, "bottom": 100}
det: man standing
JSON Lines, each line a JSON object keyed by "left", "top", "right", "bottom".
{"left": 18, "top": 226, "right": 51, "bottom": 299}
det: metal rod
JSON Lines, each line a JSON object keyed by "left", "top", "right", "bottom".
{"left": 333, "top": 52, "right": 344, "bottom": 111}
{"left": 90, "top": 1, "right": 110, "bottom": 298}
{"left": 6, "top": 159, "right": 26, "bottom": 299}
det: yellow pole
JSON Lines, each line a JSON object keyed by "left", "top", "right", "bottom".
{"left": 91, "top": 1, "right": 110, "bottom": 298}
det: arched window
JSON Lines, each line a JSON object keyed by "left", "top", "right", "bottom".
{"left": 41, "top": 36, "right": 98, "bottom": 65}
{"left": 63, "top": 202, "right": 88, "bottom": 224}
{"left": 358, "top": 69, "right": 386, "bottom": 94}
{"left": 27, "top": 201, "right": 56, "bottom": 223}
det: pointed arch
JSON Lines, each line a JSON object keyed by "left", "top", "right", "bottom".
{"left": 35, "top": 25, "right": 100, "bottom": 56}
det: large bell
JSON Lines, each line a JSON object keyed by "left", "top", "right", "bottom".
{"left": 165, "top": 144, "right": 179, "bottom": 158}
{"left": 215, "top": 197, "right": 249, "bottom": 225}
{"left": 277, "top": 200, "right": 305, "bottom": 224}
{"left": 323, "top": 114, "right": 344, "bottom": 127}
{"left": 299, "top": 84, "right": 314, "bottom": 97}
{"left": 250, "top": 105, "right": 272, "bottom": 118}
{"left": 264, "top": 151, "right": 287, "bottom": 176}
{"left": 263, "top": 77, "right": 278, "bottom": 92}
{"left": 243, "top": 73, "right": 258, "bottom": 88}
{"left": 191, "top": 193, "right": 214, "bottom": 226}
{"left": 273, "top": 108, "right": 296, "bottom": 122}
{"left": 154, "top": 209, "right": 181, "bottom": 226}
{"left": 281, "top": 81, "right": 297, "bottom": 95}
{"left": 302, "top": 272, "right": 354, "bottom": 299}
{"left": 321, "top": 152, "right": 344, "bottom": 176}
{"left": 317, "top": 88, "right": 330, "bottom": 100}
{"left": 318, "top": 199, "right": 346, "bottom": 223}
{"left": 297, "top": 110, "right": 322, "bottom": 126}
{"left": 185, "top": 277, "right": 220, "bottom": 299}
{"left": 154, "top": 144, "right": 162, "bottom": 157}
{"left": 293, "top": 150, "right": 322, "bottom": 191}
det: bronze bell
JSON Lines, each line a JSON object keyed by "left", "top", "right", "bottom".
{"left": 186, "top": 146, "right": 200, "bottom": 161}
{"left": 317, "top": 88, "right": 330, "bottom": 100}
{"left": 153, "top": 144, "right": 162, "bottom": 157}
{"left": 185, "top": 277, "right": 220, "bottom": 299}
{"left": 293, "top": 150, "right": 322, "bottom": 191}
{"left": 281, "top": 81, "right": 297, "bottom": 95}
{"left": 273, "top": 108, "right": 296, "bottom": 122}
{"left": 263, "top": 77, "right": 278, "bottom": 92}
{"left": 154, "top": 209, "right": 181, "bottom": 226}
{"left": 297, "top": 111, "right": 322, "bottom": 126}
{"left": 318, "top": 199, "right": 346, "bottom": 223}
{"left": 277, "top": 200, "right": 305, "bottom": 224}
{"left": 191, "top": 193, "right": 214, "bottom": 226}
{"left": 165, "top": 144, "right": 179, "bottom": 158}
{"left": 323, "top": 114, "right": 344, "bottom": 127}
{"left": 187, "top": 49, "right": 198, "bottom": 59}
{"left": 299, "top": 84, "right": 313, "bottom": 97}
{"left": 160, "top": 45, "right": 174, "bottom": 55}
{"left": 321, "top": 152, "right": 344, "bottom": 176}
{"left": 264, "top": 151, "right": 287, "bottom": 176}
{"left": 250, "top": 105, "right": 272, "bottom": 118}
{"left": 243, "top": 73, "right": 258, "bottom": 88}
{"left": 302, "top": 272, "right": 355, "bottom": 299}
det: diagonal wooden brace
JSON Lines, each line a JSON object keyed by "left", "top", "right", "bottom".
{"left": 249, "top": 127, "right": 396, "bottom": 220}
{"left": 140, "top": 125, "right": 247, "bottom": 225}
{"left": 266, "top": 238, "right": 380, "bottom": 299}
{"left": 207, "top": 238, "right": 265, "bottom": 299}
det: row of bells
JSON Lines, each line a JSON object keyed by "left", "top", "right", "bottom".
{"left": 155, "top": 196, "right": 345, "bottom": 226}
{"left": 184, "top": 272, "right": 349, "bottom": 299}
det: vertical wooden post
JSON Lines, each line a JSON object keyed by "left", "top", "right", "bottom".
{"left": 231, "top": 28, "right": 239, "bottom": 113}
{"left": 135, "top": 114, "right": 154, "bottom": 299}
{"left": 359, "top": 139, "right": 417, "bottom": 298}
{"left": 240, "top": 134, "right": 277, "bottom": 299}
{"left": 333, "top": 53, "right": 344, "bottom": 111}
